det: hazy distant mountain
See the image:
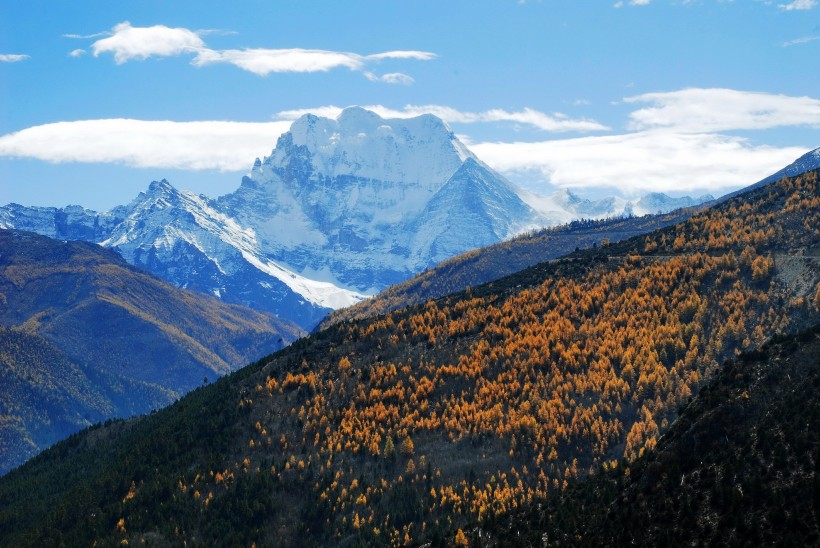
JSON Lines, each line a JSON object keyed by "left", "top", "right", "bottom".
{"left": 0, "top": 327, "right": 113, "bottom": 475}
{"left": 0, "top": 229, "right": 303, "bottom": 474}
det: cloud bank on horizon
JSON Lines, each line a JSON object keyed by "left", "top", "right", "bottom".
{"left": 0, "top": 88, "right": 816, "bottom": 196}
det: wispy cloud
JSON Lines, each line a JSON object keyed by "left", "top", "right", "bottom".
{"left": 69, "top": 49, "right": 86, "bottom": 58}
{"left": 195, "top": 28, "right": 239, "bottom": 37}
{"left": 783, "top": 35, "right": 820, "bottom": 46}
{"left": 190, "top": 48, "right": 434, "bottom": 76}
{"left": 614, "top": 0, "right": 652, "bottom": 7}
{"left": 63, "top": 31, "right": 110, "bottom": 40}
{"left": 275, "top": 104, "right": 609, "bottom": 133}
{"left": 0, "top": 119, "right": 290, "bottom": 171}
{"left": 779, "top": 0, "right": 816, "bottom": 9}
{"left": 76, "top": 21, "right": 434, "bottom": 83}
{"left": 364, "top": 72, "right": 415, "bottom": 85}
{"left": 625, "top": 88, "right": 820, "bottom": 132}
{"left": 0, "top": 54, "right": 29, "bottom": 63}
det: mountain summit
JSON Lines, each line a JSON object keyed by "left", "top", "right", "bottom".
{"left": 268, "top": 106, "right": 474, "bottom": 187}
{"left": 218, "top": 108, "right": 543, "bottom": 297}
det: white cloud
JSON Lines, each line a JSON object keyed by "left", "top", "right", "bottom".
{"left": 274, "top": 104, "right": 609, "bottom": 132}
{"left": 81, "top": 21, "right": 434, "bottom": 83}
{"left": 364, "top": 72, "right": 415, "bottom": 85}
{"left": 0, "top": 54, "right": 29, "bottom": 63}
{"left": 192, "top": 48, "right": 362, "bottom": 74}
{"left": 63, "top": 31, "right": 109, "bottom": 39}
{"left": 365, "top": 51, "right": 438, "bottom": 62}
{"left": 91, "top": 21, "right": 205, "bottom": 63}
{"left": 471, "top": 132, "right": 807, "bottom": 195}
{"left": 191, "top": 48, "right": 435, "bottom": 78}
{"left": 779, "top": 0, "right": 816, "bottom": 9}
{"left": 625, "top": 88, "right": 820, "bottom": 132}
{"left": 69, "top": 49, "right": 86, "bottom": 58}
{"left": 0, "top": 119, "right": 290, "bottom": 171}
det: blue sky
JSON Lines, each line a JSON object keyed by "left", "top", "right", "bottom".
{"left": 1, "top": 0, "right": 819, "bottom": 210}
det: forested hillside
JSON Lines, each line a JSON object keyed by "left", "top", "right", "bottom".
{"left": 473, "top": 323, "right": 820, "bottom": 546}
{"left": 0, "top": 328, "right": 113, "bottom": 474}
{"left": 0, "top": 171, "right": 817, "bottom": 546}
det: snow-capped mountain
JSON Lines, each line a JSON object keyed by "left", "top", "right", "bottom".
{"left": 520, "top": 188, "right": 713, "bottom": 224}
{"left": 717, "top": 146, "right": 820, "bottom": 204}
{"left": 0, "top": 107, "right": 731, "bottom": 329}
{"left": 0, "top": 202, "right": 125, "bottom": 241}
{"left": 0, "top": 109, "right": 542, "bottom": 328}
{"left": 217, "top": 109, "right": 542, "bottom": 294}
{"left": 103, "top": 179, "right": 362, "bottom": 327}
{"left": 632, "top": 192, "right": 715, "bottom": 215}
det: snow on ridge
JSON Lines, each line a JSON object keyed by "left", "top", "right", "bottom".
{"left": 239, "top": 252, "right": 368, "bottom": 310}
{"left": 265, "top": 106, "right": 476, "bottom": 188}
{"left": 100, "top": 181, "right": 366, "bottom": 310}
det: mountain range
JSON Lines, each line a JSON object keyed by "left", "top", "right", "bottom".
{"left": 0, "top": 229, "right": 304, "bottom": 474}
{"left": 0, "top": 108, "right": 720, "bottom": 330}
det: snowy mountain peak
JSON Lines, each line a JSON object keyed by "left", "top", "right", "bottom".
{"left": 134, "top": 179, "right": 183, "bottom": 205}
{"left": 335, "top": 105, "right": 385, "bottom": 129}
{"left": 147, "top": 179, "right": 175, "bottom": 194}
{"left": 262, "top": 108, "right": 475, "bottom": 187}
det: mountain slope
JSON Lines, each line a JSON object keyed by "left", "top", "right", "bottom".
{"left": 101, "top": 179, "right": 351, "bottom": 328}
{"left": 0, "top": 229, "right": 304, "bottom": 474}
{"left": 717, "top": 145, "right": 820, "bottom": 204}
{"left": 0, "top": 328, "right": 113, "bottom": 475}
{"left": 757, "top": 146, "right": 820, "bottom": 188}
{"left": 476, "top": 323, "right": 820, "bottom": 546}
{"left": 321, "top": 209, "right": 699, "bottom": 329}
{"left": 0, "top": 169, "right": 816, "bottom": 545}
